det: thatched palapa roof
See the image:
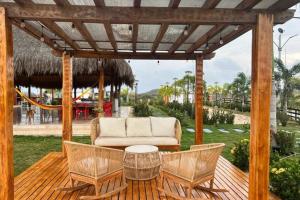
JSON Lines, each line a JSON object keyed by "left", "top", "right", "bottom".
{"left": 13, "top": 27, "right": 134, "bottom": 89}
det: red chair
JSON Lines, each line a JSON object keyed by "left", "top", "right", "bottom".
{"left": 103, "top": 102, "right": 112, "bottom": 117}
{"left": 75, "top": 103, "right": 89, "bottom": 120}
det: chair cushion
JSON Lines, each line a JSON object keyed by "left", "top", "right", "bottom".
{"left": 150, "top": 117, "right": 176, "bottom": 137}
{"left": 95, "top": 137, "right": 178, "bottom": 146}
{"left": 99, "top": 117, "right": 126, "bottom": 137}
{"left": 126, "top": 117, "right": 152, "bottom": 137}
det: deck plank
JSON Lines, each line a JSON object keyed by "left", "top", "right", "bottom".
{"left": 14, "top": 152, "right": 279, "bottom": 200}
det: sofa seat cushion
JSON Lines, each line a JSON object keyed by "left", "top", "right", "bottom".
{"left": 95, "top": 137, "right": 178, "bottom": 146}
{"left": 126, "top": 117, "right": 152, "bottom": 137}
{"left": 150, "top": 117, "right": 176, "bottom": 137}
{"left": 99, "top": 118, "right": 126, "bottom": 137}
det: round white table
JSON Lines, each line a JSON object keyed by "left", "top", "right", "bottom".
{"left": 123, "top": 145, "right": 161, "bottom": 180}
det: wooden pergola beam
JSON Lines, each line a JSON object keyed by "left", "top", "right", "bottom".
{"left": 52, "top": 49, "right": 215, "bottom": 60}
{"left": 195, "top": 56, "right": 204, "bottom": 145}
{"left": 186, "top": 25, "right": 224, "bottom": 54}
{"left": 202, "top": 0, "right": 221, "bottom": 9}
{"left": 204, "top": 26, "right": 251, "bottom": 54}
{"left": 14, "top": 0, "right": 80, "bottom": 50}
{"left": 151, "top": 24, "right": 169, "bottom": 53}
{"left": 73, "top": 22, "right": 99, "bottom": 51}
{"left": 12, "top": 19, "right": 60, "bottom": 50}
{"left": 62, "top": 53, "right": 73, "bottom": 157}
{"left": 0, "top": 7, "right": 14, "bottom": 200}
{"left": 93, "top": 0, "right": 105, "bottom": 7}
{"left": 168, "top": 24, "right": 198, "bottom": 54}
{"left": 0, "top": 3, "right": 294, "bottom": 24}
{"left": 52, "top": 0, "right": 99, "bottom": 51}
{"left": 104, "top": 22, "right": 117, "bottom": 52}
{"left": 187, "top": 0, "right": 262, "bottom": 54}
{"left": 249, "top": 13, "right": 273, "bottom": 200}
{"left": 41, "top": 20, "right": 80, "bottom": 50}
{"left": 132, "top": 0, "right": 141, "bottom": 52}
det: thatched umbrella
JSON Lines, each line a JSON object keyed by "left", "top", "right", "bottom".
{"left": 13, "top": 27, "right": 134, "bottom": 89}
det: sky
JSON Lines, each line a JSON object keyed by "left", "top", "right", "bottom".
{"left": 130, "top": 5, "right": 300, "bottom": 94}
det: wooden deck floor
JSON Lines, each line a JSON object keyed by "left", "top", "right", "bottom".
{"left": 14, "top": 152, "right": 278, "bottom": 200}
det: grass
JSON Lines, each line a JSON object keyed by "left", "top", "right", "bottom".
{"left": 13, "top": 106, "right": 300, "bottom": 176}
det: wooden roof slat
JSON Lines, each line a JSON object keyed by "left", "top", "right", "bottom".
{"left": 236, "top": 0, "right": 262, "bottom": 10}
{"left": 151, "top": 24, "right": 169, "bottom": 53}
{"left": 41, "top": 20, "right": 80, "bottom": 50}
{"left": 53, "top": 0, "right": 69, "bottom": 6}
{"left": 168, "top": 0, "right": 181, "bottom": 8}
{"left": 73, "top": 22, "right": 99, "bottom": 51}
{"left": 132, "top": 0, "right": 141, "bottom": 52}
{"left": 186, "top": 25, "right": 225, "bottom": 54}
{"left": 168, "top": 24, "right": 198, "bottom": 54}
{"left": 104, "top": 22, "right": 117, "bottom": 52}
{"left": 14, "top": 0, "right": 79, "bottom": 50}
{"left": 152, "top": 0, "right": 181, "bottom": 53}
{"left": 202, "top": 0, "right": 222, "bottom": 9}
{"left": 12, "top": 19, "right": 60, "bottom": 50}
{"left": 269, "top": 0, "right": 300, "bottom": 11}
{"left": 186, "top": 0, "right": 264, "bottom": 54}
{"left": 93, "top": 0, "right": 105, "bottom": 7}
{"left": 134, "top": 0, "right": 141, "bottom": 8}
{"left": 52, "top": 0, "right": 98, "bottom": 51}
{"left": 204, "top": 26, "right": 251, "bottom": 54}
{"left": 0, "top": 3, "right": 294, "bottom": 24}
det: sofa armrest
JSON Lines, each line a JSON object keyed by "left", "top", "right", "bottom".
{"left": 175, "top": 119, "right": 182, "bottom": 145}
{"left": 90, "top": 117, "right": 100, "bottom": 144}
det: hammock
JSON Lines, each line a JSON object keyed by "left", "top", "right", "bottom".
{"left": 15, "top": 86, "right": 96, "bottom": 111}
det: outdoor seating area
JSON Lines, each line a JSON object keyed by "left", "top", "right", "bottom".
{"left": 14, "top": 151, "right": 280, "bottom": 200}
{"left": 0, "top": 1, "right": 299, "bottom": 200}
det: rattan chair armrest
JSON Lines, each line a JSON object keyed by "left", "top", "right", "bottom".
{"left": 90, "top": 117, "right": 100, "bottom": 145}
{"left": 175, "top": 119, "right": 182, "bottom": 144}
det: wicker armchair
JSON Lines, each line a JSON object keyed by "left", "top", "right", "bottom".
{"left": 58, "top": 141, "right": 127, "bottom": 199}
{"left": 158, "top": 143, "right": 227, "bottom": 199}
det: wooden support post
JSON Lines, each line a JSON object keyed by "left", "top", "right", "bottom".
{"left": 195, "top": 56, "right": 204, "bottom": 145}
{"left": 0, "top": 7, "right": 14, "bottom": 200}
{"left": 249, "top": 13, "right": 273, "bottom": 200}
{"left": 62, "top": 53, "right": 73, "bottom": 156}
{"left": 98, "top": 65, "right": 104, "bottom": 110}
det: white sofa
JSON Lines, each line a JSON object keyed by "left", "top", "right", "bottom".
{"left": 90, "top": 117, "right": 182, "bottom": 151}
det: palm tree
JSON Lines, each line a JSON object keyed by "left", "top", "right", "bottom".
{"left": 274, "top": 59, "right": 300, "bottom": 112}
{"left": 158, "top": 85, "right": 173, "bottom": 104}
{"left": 231, "top": 72, "right": 250, "bottom": 111}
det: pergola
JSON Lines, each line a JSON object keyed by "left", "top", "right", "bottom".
{"left": 0, "top": 0, "right": 298, "bottom": 199}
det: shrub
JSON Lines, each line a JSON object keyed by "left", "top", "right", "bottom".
{"left": 270, "top": 158, "right": 300, "bottom": 200}
{"left": 225, "top": 111, "right": 235, "bottom": 124}
{"left": 167, "top": 109, "right": 185, "bottom": 124}
{"left": 231, "top": 139, "right": 249, "bottom": 170}
{"left": 133, "top": 102, "right": 152, "bottom": 117}
{"left": 203, "top": 108, "right": 210, "bottom": 124}
{"left": 277, "top": 111, "right": 289, "bottom": 126}
{"left": 274, "top": 130, "right": 296, "bottom": 155}
{"left": 209, "top": 109, "right": 219, "bottom": 125}
{"left": 218, "top": 110, "right": 226, "bottom": 124}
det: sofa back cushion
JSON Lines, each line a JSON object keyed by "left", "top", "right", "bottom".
{"left": 99, "top": 118, "right": 126, "bottom": 137}
{"left": 150, "top": 117, "right": 176, "bottom": 137}
{"left": 126, "top": 117, "right": 152, "bottom": 137}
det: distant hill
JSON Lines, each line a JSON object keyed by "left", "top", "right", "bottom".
{"left": 139, "top": 89, "right": 159, "bottom": 99}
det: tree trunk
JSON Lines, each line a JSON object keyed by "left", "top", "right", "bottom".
{"left": 270, "top": 80, "right": 277, "bottom": 147}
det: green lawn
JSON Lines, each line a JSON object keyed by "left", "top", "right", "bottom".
{"left": 13, "top": 106, "right": 300, "bottom": 176}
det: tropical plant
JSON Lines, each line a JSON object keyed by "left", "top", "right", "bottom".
{"left": 230, "top": 72, "right": 250, "bottom": 111}
{"left": 133, "top": 102, "right": 152, "bottom": 117}
{"left": 274, "top": 130, "right": 296, "bottom": 155}
{"left": 270, "top": 158, "right": 300, "bottom": 200}
{"left": 158, "top": 85, "right": 173, "bottom": 104}
{"left": 231, "top": 139, "right": 249, "bottom": 171}
{"left": 274, "top": 59, "right": 300, "bottom": 113}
